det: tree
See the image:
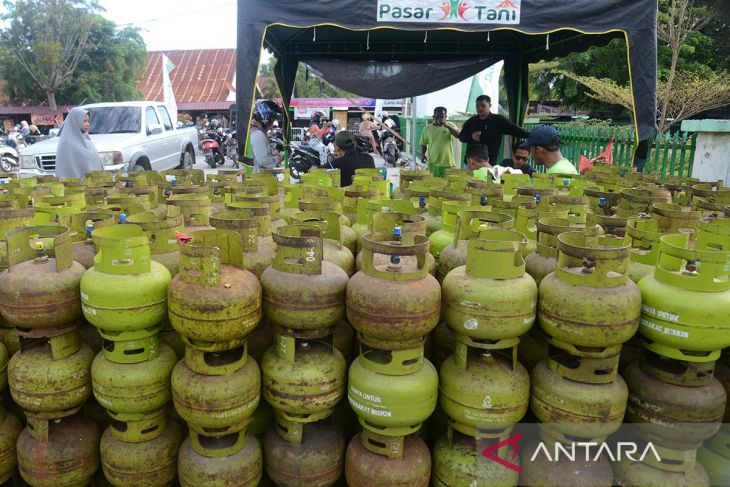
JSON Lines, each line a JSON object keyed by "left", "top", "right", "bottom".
{"left": 0, "top": 0, "right": 101, "bottom": 109}
{"left": 257, "top": 56, "right": 356, "bottom": 99}
{"left": 534, "top": 0, "right": 730, "bottom": 132}
{"left": 560, "top": 69, "right": 730, "bottom": 131}
{"left": 55, "top": 17, "right": 146, "bottom": 103}
{"left": 656, "top": 0, "right": 715, "bottom": 133}
{"left": 529, "top": 39, "right": 631, "bottom": 115}
{"left": 0, "top": 7, "right": 146, "bottom": 107}
{"left": 557, "top": 71, "right": 635, "bottom": 113}
{"left": 529, "top": 0, "right": 729, "bottom": 123}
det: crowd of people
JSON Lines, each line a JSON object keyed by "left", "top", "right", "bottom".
{"left": 3, "top": 120, "right": 43, "bottom": 149}
{"left": 420, "top": 94, "right": 577, "bottom": 180}
{"left": 248, "top": 94, "right": 578, "bottom": 182}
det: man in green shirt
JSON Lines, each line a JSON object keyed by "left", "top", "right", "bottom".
{"left": 465, "top": 145, "right": 493, "bottom": 182}
{"left": 525, "top": 125, "right": 578, "bottom": 175}
{"left": 420, "top": 107, "right": 460, "bottom": 177}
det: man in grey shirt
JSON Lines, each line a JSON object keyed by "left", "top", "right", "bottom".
{"left": 250, "top": 100, "right": 283, "bottom": 173}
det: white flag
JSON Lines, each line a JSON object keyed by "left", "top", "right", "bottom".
{"left": 161, "top": 54, "right": 177, "bottom": 124}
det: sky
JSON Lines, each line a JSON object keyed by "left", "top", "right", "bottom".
{"left": 97, "top": 0, "right": 239, "bottom": 51}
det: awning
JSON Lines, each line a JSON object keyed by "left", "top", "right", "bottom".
{"left": 235, "top": 0, "right": 658, "bottom": 164}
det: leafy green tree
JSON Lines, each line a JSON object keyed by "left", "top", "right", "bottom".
{"left": 1, "top": 0, "right": 98, "bottom": 109}
{"left": 257, "top": 56, "right": 355, "bottom": 99}
{"left": 0, "top": 1, "right": 145, "bottom": 108}
{"left": 55, "top": 17, "right": 146, "bottom": 104}
{"left": 529, "top": 0, "right": 729, "bottom": 125}
{"left": 560, "top": 69, "right": 730, "bottom": 131}
{"left": 529, "top": 39, "right": 630, "bottom": 115}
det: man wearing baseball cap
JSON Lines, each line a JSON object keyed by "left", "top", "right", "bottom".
{"left": 330, "top": 130, "right": 375, "bottom": 186}
{"left": 525, "top": 125, "right": 578, "bottom": 175}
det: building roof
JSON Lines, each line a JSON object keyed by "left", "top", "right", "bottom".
{"left": 178, "top": 101, "right": 233, "bottom": 111}
{"left": 0, "top": 106, "right": 71, "bottom": 116}
{"left": 140, "top": 49, "right": 236, "bottom": 104}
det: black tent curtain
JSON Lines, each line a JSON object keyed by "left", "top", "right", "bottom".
{"left": 301, "top": 57, "right": 502, "bottom": 101}
{"left": 237, "top": 0, "right": 658, "bottom": 167}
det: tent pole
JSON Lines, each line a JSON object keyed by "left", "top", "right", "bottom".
{"left": 515, "top": 59, "right": 523, "bottom": 125}
{"left": 411, "top": 96, "right": 418, "bottom": 170}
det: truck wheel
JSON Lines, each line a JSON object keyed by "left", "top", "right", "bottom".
{"left": 1, "top": 156, "right": 15, "bottom": 172}
{"left": 179, "top": 149, "right": 194, "bottom": 169}
{"left": 130, "top": 157, "right": 149, "bottom": 172}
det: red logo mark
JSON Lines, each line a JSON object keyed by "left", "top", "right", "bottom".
{"left": 481, "top": 432, "right": 522, "bottom": 473}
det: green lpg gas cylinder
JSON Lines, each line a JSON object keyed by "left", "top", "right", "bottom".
{"left": 0, "top": 225, "right": 85, "bottom": 329}
{"left": 348, "top": 234, "right": 440, "bottom": 350}
{"left": 639, "top": 233, "right": 730, "bottom": 363}
{"left": 348, "top": 345, "right": 438, "bottom": 437}
{"left": 442, "top": 230, "right": 537, "bottom": 344}
{"left": 168, "top": 229, "right": 262, "bottom": 346}
{"left": 539, "top": 232, "right": 640, "bottom": 353}
{"left": 261, "top": 225, "right": 348, "bottom": 331}
{"left": 262, "top": 329, "right": 346, "bottom": 430}
{"left": 81, "top": 224, "right": 171, "bottom": 343}
{"left": 437, "top": 210, "right": 514, "bottom": 283}
{"left": 439, "top": 338, "right": 529, "bottom": 438}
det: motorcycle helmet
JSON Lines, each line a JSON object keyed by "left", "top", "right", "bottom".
{"left": 253, "top": 100, "right": 284, "bottom": 126}
{"left": 384, "top": 119, "right": 396, "bottom": 129}
{"left": 331, "top": 119, "right": 341, "bottom": 130}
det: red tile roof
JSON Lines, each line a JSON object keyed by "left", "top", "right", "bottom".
{"left": 178, "top": 101, "right": 233, "bottom": 111}
{"left": 0, "top": 106, "right": 71, "bottom": 115}
{"left": 140, "top": 49, "right": 236, "bottom": 104}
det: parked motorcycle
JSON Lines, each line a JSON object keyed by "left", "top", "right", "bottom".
{"left": 201, "top": 127, "right": 225, "bottom": 168}
{"left": 268, "top": 128, "right": 285, "bottom": 154}
{"left": 0, "top": 143, "right": 19, "bottom": 173}
{"left": 381, "top": 133, "right": 400, "bottom": 167}
{"left": 354, "top": 134, "right": 373, "bottom": 154}
{"left": 289, "top": 144, "right": 325, "bottom": 181}
{"left": 322, "top": 124, "right": 337, "bottom": 146}
{"left": 223, "top": 129, "right": 238, "bottom": 163}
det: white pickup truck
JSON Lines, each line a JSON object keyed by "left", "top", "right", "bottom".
{"left": 18, "top": 101, "right": 198, "bottom": 175}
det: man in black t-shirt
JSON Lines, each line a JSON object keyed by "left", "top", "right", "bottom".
{"left": 500, "top": 141, "right": 535, "bottom": 177}
{"left": 458, "top": 95, "right": 529, "bottom": 166}
{"left": 329, "top": 131, "right": 375, "bottom": 187}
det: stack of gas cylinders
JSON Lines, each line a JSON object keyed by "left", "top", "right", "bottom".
{"left": 0, "top": 164, "right": 727, "bottom": 486}
{"left": 438, "top": 227, "right": 536, "bottom": 485}
{"left": 260, "top": 223, "right": 349, "bottom": 485}
{"left": 169, "top": 229, "right": 264, "bottom": 486}
{"left": 346, "top": 210, "right": 441, "bottom": 486}
{"left": 82, "top": 223, "right": 179, "bottom": 486}
{"left": 1, "top": 224, "right": 96, "bottom": 486}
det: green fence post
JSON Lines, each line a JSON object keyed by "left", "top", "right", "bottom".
{"left": 687, "top": 132, "right": 697, "bottom": 177}
{"left": 660, "top": 131, "right": 671, "bottom": 177}
{"left": 656, "top": 134, "right": 664, "bottom": 174}
{"left": 668, "top": 131, "right": 679, "bottom": 177}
